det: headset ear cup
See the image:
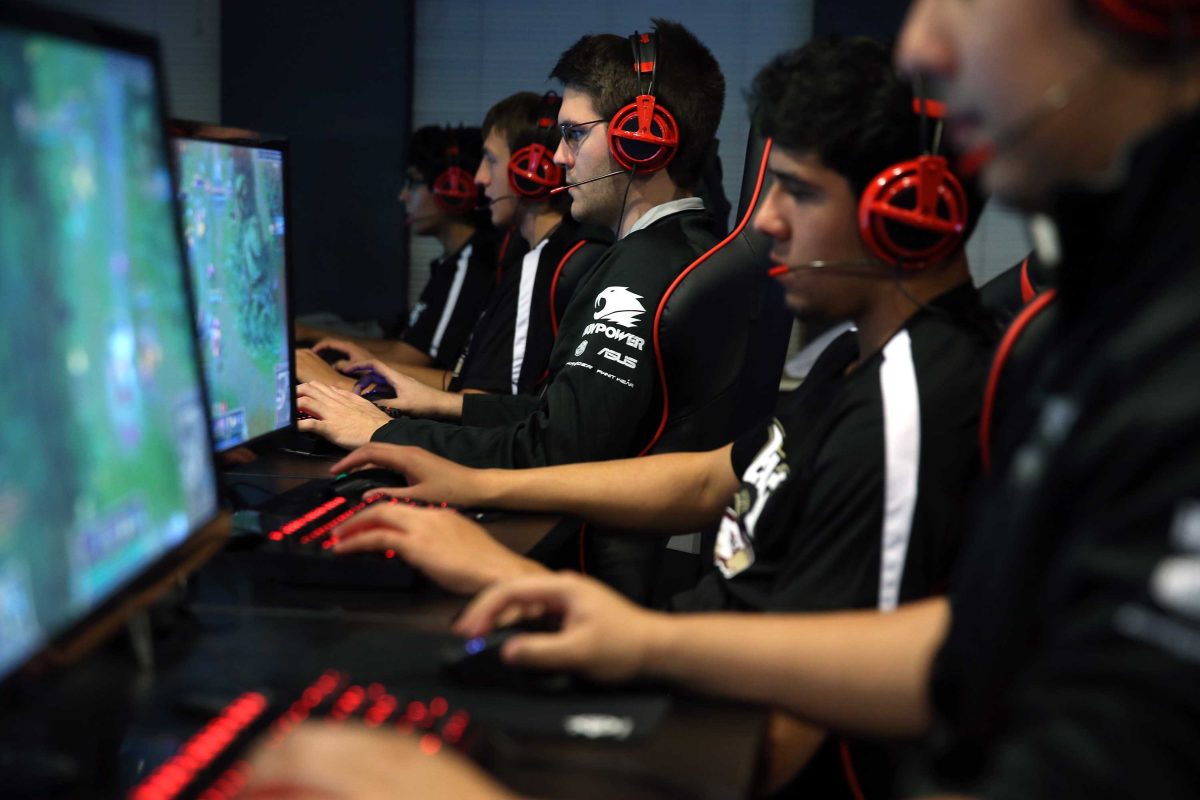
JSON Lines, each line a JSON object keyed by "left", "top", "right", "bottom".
{"left": 607, "top": 95, "right": 680, "bottom": 173}
{"left": 858, "top": 156, "right": 968, "bottom": 270}
{"left": 432, "top": 165, "right": 479, "bottom": 214}
{"left": 508, "top": 142, "right": 563, "bottom": 199}
{"left": 1089, "top": 0, "right": 1200, "bottom": 40}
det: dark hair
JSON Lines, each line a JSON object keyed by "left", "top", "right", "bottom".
{"left": 749, "top": 36, "right": 986, "bottom": 243}
{"left": 550, "top": 18, "right": 725, "bottom": 190}
{"left": 406, "top": 124, "right": 483, "bottom": 186}
{"left": 482, "top": 91, "right": 569, "bottom": 211}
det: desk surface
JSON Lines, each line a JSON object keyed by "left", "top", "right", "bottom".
{"left": 0, "top": 447, "right": 765, "bottom": 799}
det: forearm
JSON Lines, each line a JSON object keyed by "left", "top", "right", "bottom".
{"left": 642, "top": 598, "right": 950, "bottom": 737}
{"left": 394, "top": 363, "right": 453, "bottom": 391}
{"left": 479, "top": 447, "right": 736, "bottom": 534}
{"left": 378, "top": 339, "right": 434, "bottom": 367}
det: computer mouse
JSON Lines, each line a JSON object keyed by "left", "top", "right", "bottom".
{"left": 329, "top": 467, "right": 407, "bottom": 498}
{"left": 316, "top": 346, "right": 349, "bottom": 365}
{"left": 442, "top": 622, "right": 574, "bottom": 693}
{"left": 359, "top": 386, "right": 396, "bottom": 401}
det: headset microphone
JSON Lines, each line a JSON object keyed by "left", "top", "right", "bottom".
{"left": 487, "top": 195, "right": 519, "bottom": 206}
{"left": 548, "top": 169, "right": 627, "bottom": 195}
{"left": 768, "top": 260, "right": 889, "bottom": 277}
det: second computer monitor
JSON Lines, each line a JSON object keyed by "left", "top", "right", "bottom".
{"left": 172, "top": 124, "right": 295, "bottom": 452}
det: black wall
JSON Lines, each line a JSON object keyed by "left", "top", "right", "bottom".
{"left": 222, "top": 1, "right": 414, "bottom": 318}
{"left": 813, "top": 0, "right": 911, "bottom": 40}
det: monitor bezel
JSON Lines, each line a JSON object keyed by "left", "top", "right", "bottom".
{"left": 168, "top": 119, "right": 300, "bottom": 454}
{"left": 0, "top": 2, "right": 224, "bottom": 686}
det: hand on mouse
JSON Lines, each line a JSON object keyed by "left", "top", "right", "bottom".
{"left": 296, "top": 381, "right": 392, "bottom": 450}
{"left": 295, "top": 349, "right": 357, "bottom": 390}
{"left": 454, "top": 572, "right": 667, "bottom": 683}
{"left": 341, "top": 359, "right": 463, "bottom": 419}
{"left": 332, "top": 504, "right": 545, "bottom": 595}
{"left": 311, "top": 337, "right": 373, "bottom": 367}
{"left": 240, "top": 722, "right": 516, "bottom": 800}
{"left": 329, "top": 444, "right": 492, "bottom": 508}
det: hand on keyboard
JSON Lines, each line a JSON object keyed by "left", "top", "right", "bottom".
{"left": 241, "top": 720, "right": 515, "bottom": 800}
{"left": 332, "top": 503, "right": 544, "bottom": 595}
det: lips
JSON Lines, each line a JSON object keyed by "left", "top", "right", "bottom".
{"left": 946, "top": 111, "right": 985, "bottom": 150}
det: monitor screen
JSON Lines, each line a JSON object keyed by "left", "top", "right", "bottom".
{"left": 172, "top": 130, "right": 294, "bottom": 452}
{"left": 0, "top": 12, "right": 219, "bottom": 682}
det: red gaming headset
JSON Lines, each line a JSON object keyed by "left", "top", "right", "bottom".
{"left": 507, "top": 91, "right": 565, "bottom": 199}
{"left": 857, "top": 92, "right": 969, "bottom": 270}
{"left": 1088, "top": 0, "right": 1200, "bottom": 39}
{"left": 431, "top": 130, "right": 479, "bottom": 214}
{"left": 607, "top": 31, "right": 680, "bottom": 174}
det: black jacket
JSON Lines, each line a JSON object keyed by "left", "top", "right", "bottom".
{"left": 450, "top": 219, "right": 611, "bottom": 395}
{"left": 372, "top": 209, "right": 721, "bottom": 468}
{"left": 926, "top": 108, "right": 1200, "bottom": 798}
{"left": 399, "top": 228, "right": 501, "bottom": 368}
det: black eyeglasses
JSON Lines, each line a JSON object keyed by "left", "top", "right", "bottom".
{"left": 559, "top": 119, "right": 606, "bottom": 151}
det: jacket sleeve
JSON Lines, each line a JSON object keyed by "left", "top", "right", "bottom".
{"left": 971, "top": 413, "right": 1200, "bottom": 799}
{"left": 372, "top": 252, "right": 663, "bottom": 469}
{"left": 460, "top": 392, "right": 540, "bottom": 427}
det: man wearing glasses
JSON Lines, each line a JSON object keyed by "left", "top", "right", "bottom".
{"left": 296, "top": 19, "right": 744, "bottom": 602}
{"left": 295, "top": 124, "right": 510, "bottom": 383}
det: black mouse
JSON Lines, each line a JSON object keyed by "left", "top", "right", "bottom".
{"left": 315, "top": 346, "right": 349, "bottom": 365}
{"left": 359, "top": 386, "right": 397, "bottom": 401}
{"left": 329, "top": 467, "right": 407, "bottom": 498}
{"left": 442, "top": 623, "right": 573, "bottom": 693}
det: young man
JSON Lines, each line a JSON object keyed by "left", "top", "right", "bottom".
{"left": 255, "top": 1, "right": 1200, "bottom": 798}
{"left": 343, "top": 91, "right": 611, "bottom": 402}
{"left": 296, "top": 19, "right": 751, "bottom": 601}
{"left": 322, "top": 38, "right": 993, "bottom": 796}
{"left": 452, "top": 91, "right": 612, "bottom": 396}
{"left": 295, "top": 124, "right": 505, "bottom": 385}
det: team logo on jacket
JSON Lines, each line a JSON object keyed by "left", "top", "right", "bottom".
{"left": 575, "top": 340, "right": 587, "bottom": 357}
{"left": 592, "top": 286, "right": 645, "bottom": 328}
{"left": 1150, "top": 555, "right": 1200, "bottom": 620}
{"left": 714, "top": 420, "right": 790, "bottom": 579}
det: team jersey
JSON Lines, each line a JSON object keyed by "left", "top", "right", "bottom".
{"left": 925, "top": 107, "right": 1200, "bottom": 799}
{"left": 371, "top": 205, "right": 721, "bottom": 469}
{"left": 450, "top": 219, "right": 611, "bottom": 395}
{"left": 671, "top": 282, "right": 996, "bottom": 615}
{"left": 399, "top": 228, "right": 503, "bottom": 368}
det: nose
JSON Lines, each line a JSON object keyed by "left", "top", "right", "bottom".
{"left": 475, "top": 160, "right": 490, "bottom": 188}
{"left": 752, "top": 182, "right": 789, "bottom": 243}
{"left": 553, "top": 138, "right": 572, "bottom": 170}
{"left": 896, "top": 0, "right": 957, "bottom": 81}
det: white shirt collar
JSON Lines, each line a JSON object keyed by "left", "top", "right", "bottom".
{"left": 622, "top": 197, "right": 705, "bottom": 239}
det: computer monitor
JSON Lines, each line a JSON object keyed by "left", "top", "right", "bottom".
{"left": 0, "top": 6, "right": 220, "bottom": 683}
{"left": 170, "top": 123, "right": 297, "bottom": 452}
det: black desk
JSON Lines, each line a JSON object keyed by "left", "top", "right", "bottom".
{"left": 0, "top": 450, "right": 766, "bottom": 799}
{"left": 2, "top": 601, "right": 764, "bottom": 799}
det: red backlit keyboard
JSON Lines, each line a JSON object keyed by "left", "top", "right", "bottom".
{"left": 265, "top": 493, "right": 451, "bottom": 557}
{"left": 226, "top": 478, "right": 465, "bottom": 591}
{"left": 128, "top": 670, "right": 473, "bottom": 800}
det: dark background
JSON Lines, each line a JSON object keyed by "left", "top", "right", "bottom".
{"left": 814, "top": 0, "right": 910, "bottom": 40}
{"left": 222, "top": 0, "right": 415, "bottom": 319}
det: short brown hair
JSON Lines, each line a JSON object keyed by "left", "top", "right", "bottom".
{"left": 549, "top": 19, "right": 724, "bottom": 190}
{"left": 481, "top": 91, "right": 569, "bottom": 210}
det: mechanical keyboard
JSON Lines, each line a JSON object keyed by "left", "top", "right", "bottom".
{"left": 230, "top": 485, "right": 451, "bottom": 591}
{"left": 128, "top": 669, "right": 474, "bottom": 800}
